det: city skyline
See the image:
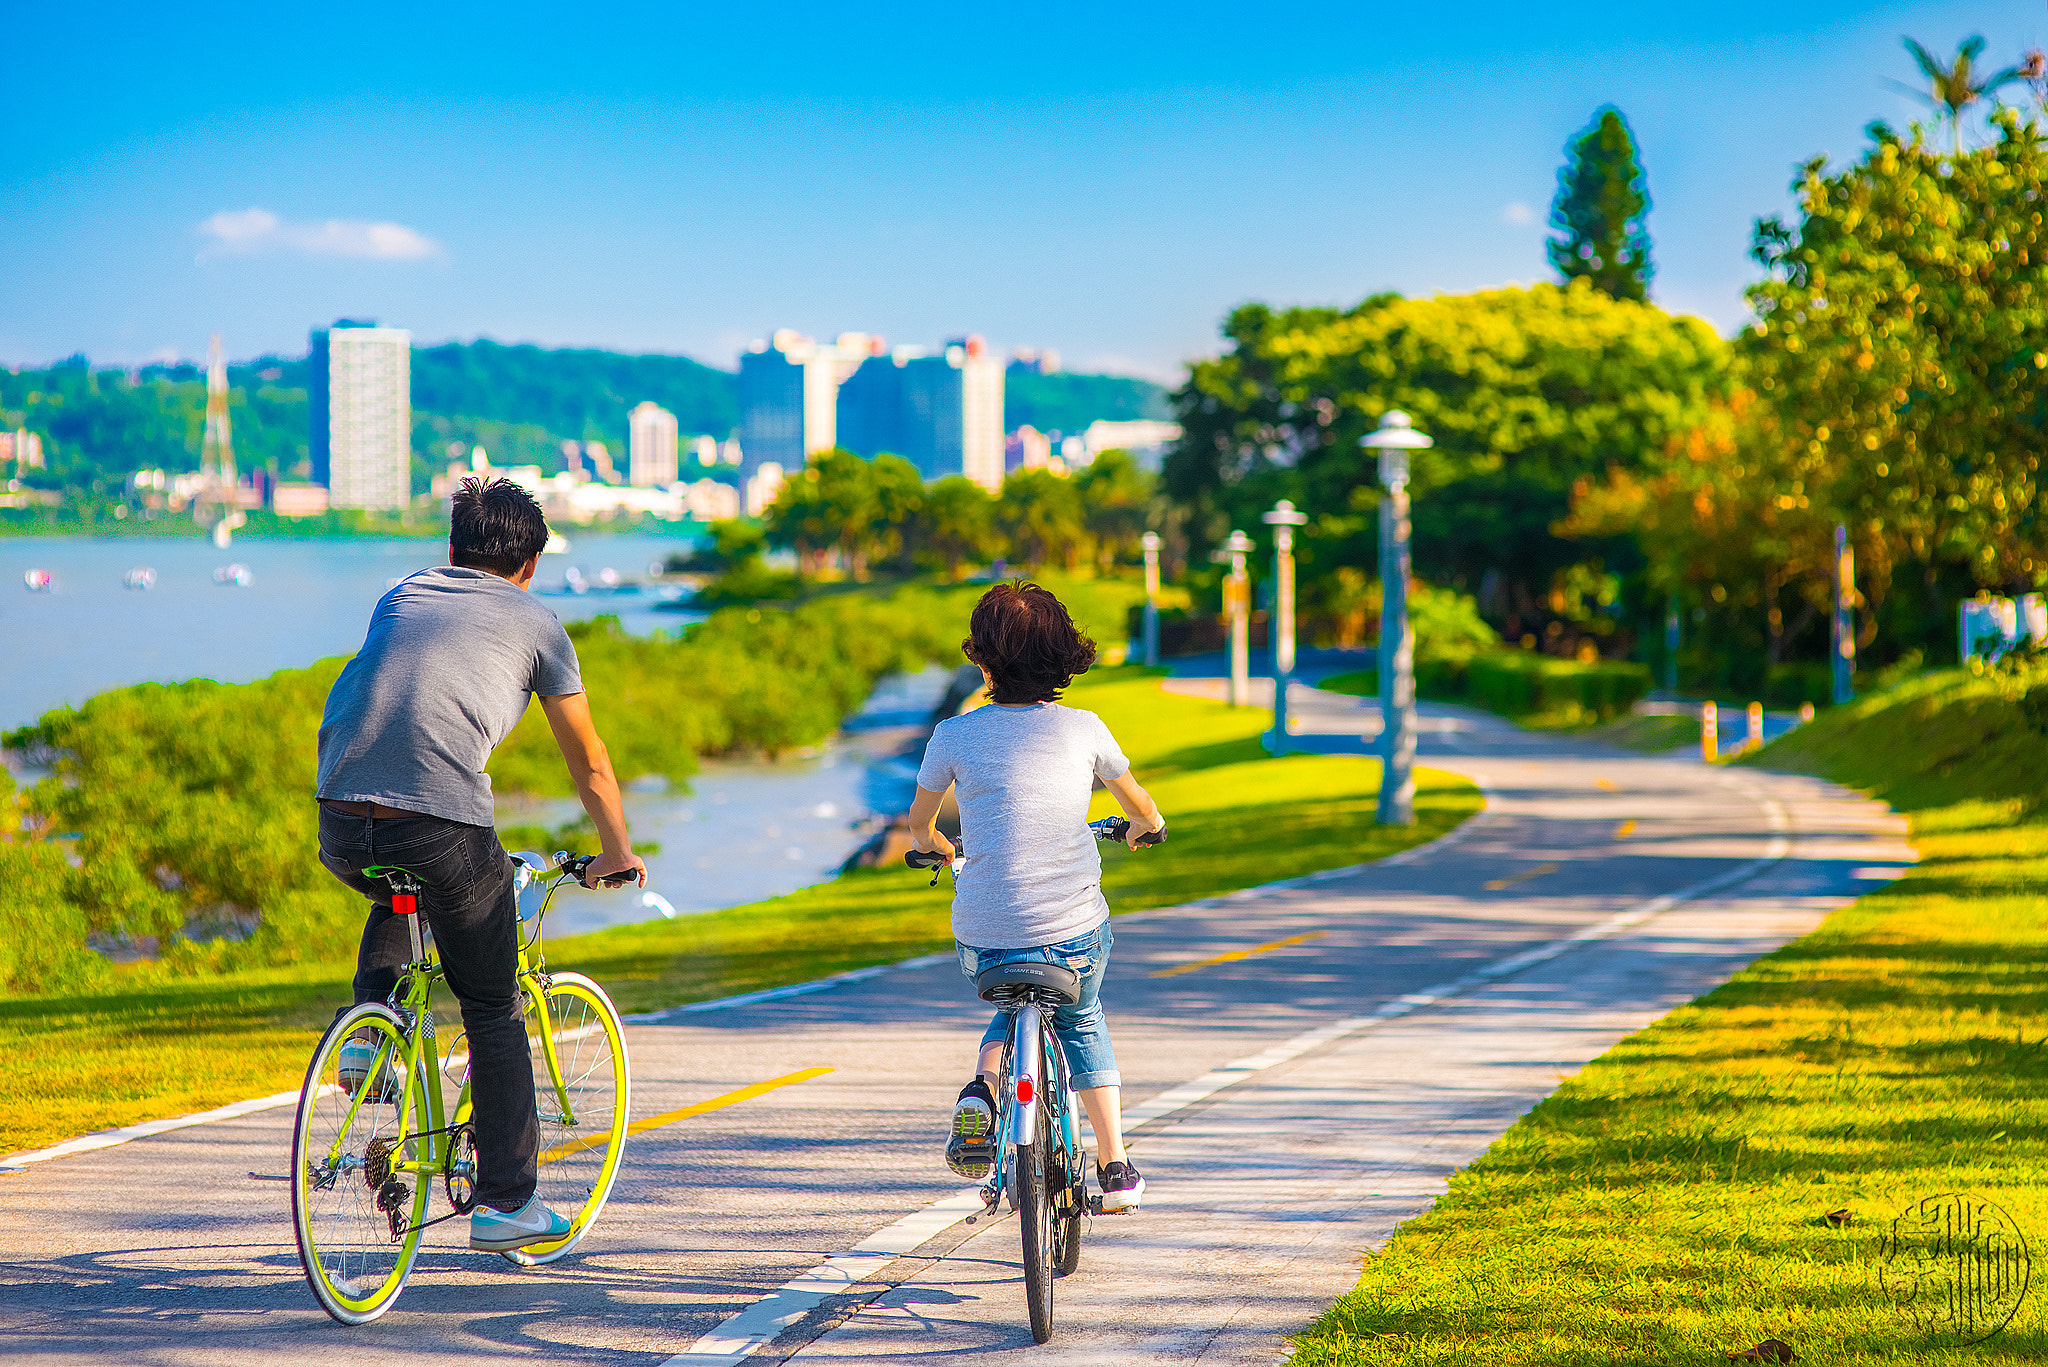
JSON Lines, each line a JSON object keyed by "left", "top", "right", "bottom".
{"left": 6, "top": 2, "right": 2046, "bottom": 380}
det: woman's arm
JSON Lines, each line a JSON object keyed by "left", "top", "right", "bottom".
{"left": 907, "top": 784, "right": 956, "bottom": 861}
{"left": 1104, "top": 771, "right": 1165, "bottom": 848}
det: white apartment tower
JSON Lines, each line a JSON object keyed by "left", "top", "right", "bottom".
{"left": 629, "top": 401, "right": 680, "bottom": 486}
{"left": 326, "top": 327, "right": 412, "bottom": 510}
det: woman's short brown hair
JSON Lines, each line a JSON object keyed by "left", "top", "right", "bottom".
{"left": 964, "top": 582, "right": 1098, "bottom": 705}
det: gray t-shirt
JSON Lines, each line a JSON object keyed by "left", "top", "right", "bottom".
{"left": 916, "top": 702, "right": 1131, "bottom": 949}
{"left": 317, "top": 566, "right": 583, "bottom": 827}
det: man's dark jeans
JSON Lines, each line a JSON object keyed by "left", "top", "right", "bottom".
{"left": 318, "top": 807, "right": 539, "bottom": 1212}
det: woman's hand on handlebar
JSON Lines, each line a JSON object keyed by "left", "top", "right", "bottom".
{"left": 1124, "top": 812, "right": 1165, "bottom": 850}
{"left": 581, "top": 850, "right": 647, "bottom": 890}
{"left": 912, "top": 830, "right": 956, "bottom": 865}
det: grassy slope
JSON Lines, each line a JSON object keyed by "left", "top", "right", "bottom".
{"left": 1294, "top": 667, "right": 2048, "bottom": 1364}
{"left": 1, "top": 666, "right": 1478, "bottom": 1155}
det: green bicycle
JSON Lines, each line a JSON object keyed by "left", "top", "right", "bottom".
{"left": 290, "top": 850, "right": 631, "bottom": 1324}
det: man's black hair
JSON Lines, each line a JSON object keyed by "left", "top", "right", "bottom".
{"left": 450, "top": 476, "right": 549, "bottom": 577}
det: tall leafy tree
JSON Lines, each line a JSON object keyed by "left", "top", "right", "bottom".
{"left": 913, "top": 476, "right": 997, "bottom": 580}
{"left": 998, "top": 469, "right": 1086, "bottom": 573}
{"left": 1074, "top": 449, "right": 1153, "bottom": 572}
{"left": 1548, "top": 107, "right": 1653, "bottom": 303}
{"left": 1897, "top": 35, "right": 2021, "bottom": 154}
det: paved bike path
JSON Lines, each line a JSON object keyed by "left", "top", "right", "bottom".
{"left": 0, "top": 703, "right": 1912, "bottom": 1365}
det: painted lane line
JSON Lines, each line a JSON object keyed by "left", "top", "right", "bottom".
{"left": 659, "top": 797, "right": 1797, "bottom": 1366}
{"left": 0, "top": 1090, "right": 302, "bottom": 1169}
{"left": 1484, "top": 862, "right": 1559, "bottom": 892}
{"left": 540, "top": 1067, "right": 834, "bottom": 1166}
{"left": 1616, "top": 819, "right": 1636, "bottom": 838}
{"left": 1151, "top": 930, "right": 1325, "bottom": 978}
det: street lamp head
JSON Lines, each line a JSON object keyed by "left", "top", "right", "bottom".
{"left": 1261, "top": 499, "right": 1309, "bottom": 528}
{"left": 1140, "top": 530, "right": 1161, "bottom": 551}
{"left": 1222, "top": 529, "right": 1254, "bottom": 553}
{"left": 1360, "top": 410, "right": 1432, "bottom": 490}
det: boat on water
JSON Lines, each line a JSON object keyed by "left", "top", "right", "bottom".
{"left": 123, "top": 567, "right": 157, "bottom": 591}
{"left": 213, "top": 563, "right": 253, "bottom": 587}
{"left": 23, "top": 569, "right": 53, "bottom": 592}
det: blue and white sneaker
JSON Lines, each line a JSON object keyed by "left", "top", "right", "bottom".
{"left": 337, "top": 1034, "right": 402, "bottom": 1104}
{"left": 470, "top": 1194, "right": 573, "bottom": 1252}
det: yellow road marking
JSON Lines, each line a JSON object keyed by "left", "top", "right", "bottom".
{"left": 538, "top": 1067, "right": 834, "bottom": 1165}
{"left": 1152, "top": 930, "right": 1325, "bottom": 978}
{"left": 1484, "top": 863, "right": 1559, "bottom": 892}
{"left": 1595, "top": 778, "right": 1618, "bottom": 792}
{"left": 1615, "top": 820, "right": 1636, "bottom": 838}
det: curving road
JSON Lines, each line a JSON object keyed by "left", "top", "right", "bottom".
{"left": 0, "top": 685, "right": 1912, "bottom": 1365}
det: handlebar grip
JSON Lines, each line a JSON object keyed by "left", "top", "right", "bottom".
{"left": 1134, "top": 829, "right": 1166, "bottom": 847}
{"left": 904, "top": 846, "right": 961, "bottom": 869}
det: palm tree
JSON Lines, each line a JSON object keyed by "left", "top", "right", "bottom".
{"left": 1899, "top": 35, "right": 2022, "bottom": 154}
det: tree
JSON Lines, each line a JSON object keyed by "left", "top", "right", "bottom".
{"left": 1074, "top": 449, "right": 1153, "bottom": 572}
{"left": 913, "top": 476, "right": 997, "bottom": 580}
{"left": 1166, "top": 283, "right": 1725, "bottom": 638}
{"left": 1548, "top": 107, "right": 1653, "bottom": 303}
{"left": 1898, "top": 35, "right": 2021, "bottom": 154}
{"left": 867, "top": 454, "right": 925, "bottom": 573}
{"left": 998, "top": 469, "right": 1086, "bottom": 573}
{"left": 762, "top": 461, "right": 835, "bottom": 575}
{"left": 1748, "top": 111, "right": 2048, "bottom": 616}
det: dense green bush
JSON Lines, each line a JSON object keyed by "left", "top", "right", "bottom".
{"left": 1463, "top": 650, "right": 1651, "bottom": 724}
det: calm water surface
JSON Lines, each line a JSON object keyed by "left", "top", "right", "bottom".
{"left": 0, "top": 531, "right": 952, "bottom": 931}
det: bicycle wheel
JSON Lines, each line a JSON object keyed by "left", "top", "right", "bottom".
{"left": 504, "top": 971, "right": 630, "bottom": 1266}
{"left": 1046, "top": 1025, "right": 1083, "bottom": 1277}
{"left": 1017, "top": 1100, "right": 1056, "bottom": 1344}
{"left": 291, "top": 1003, "right": 429, "bottom": 1324}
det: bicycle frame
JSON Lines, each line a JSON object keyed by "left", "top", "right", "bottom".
{"left": 988, "top": 1000, "right": 1083, "bottom": 1208}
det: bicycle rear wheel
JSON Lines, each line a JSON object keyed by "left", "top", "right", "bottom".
{"left": 504, "top": 971, "right": 630, "bottom": 1266}
{"left": 1017, "top": 1101, "right": 1056, "bottom": 1343}
{"left": 291, "top": 1003, "right": 429, "bottom": 1324}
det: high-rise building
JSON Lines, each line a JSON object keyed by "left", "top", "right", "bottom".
{"left": 4, "top": 430, "right": 43, "bottom": 470}
{"left": 737, "top": 330, "right": 875, "bottom": 479}
{"left": 314, "top": 325, "right": 412, "bottom": 510}
{"left": 842, "top": 336, "right": 1004, "bottom": 490}
{"left": 629, "top": 401, "right": 680, "bottom": 486}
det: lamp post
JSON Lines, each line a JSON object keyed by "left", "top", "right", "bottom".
{"left": 1262, "top": 499, "right": 1308, "bottom": 753}
{"left": 1140, "top": 531, "right": 1162, "bottom": 667}
{"left": 1211, "top": 530, "right": 1254, "bottom": 706}
{"left": 1361, "top": 411, "right": 1432, "bottom": 826}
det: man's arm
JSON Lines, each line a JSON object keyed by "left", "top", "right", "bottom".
{"left": 907, "top": 784, "right": 955, "bottom": 861}
{"left": 538, "top": 691, "right": 648, "bottom": 888}
{"left": 1104, "top": 771, "right": 1165, "bottom": 848}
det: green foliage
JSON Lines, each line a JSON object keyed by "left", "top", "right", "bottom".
{"left": 1074, "top": 449, "right": 1153, "bottom": 572}
{"left": 1462, "top": 650, "right": 1651, "bottom": 725}
{"left": 1166, "top": 285, "right": 1725, "bottom": 649}
{"left": 1003, "top": 369, "right": 1170, "bottom": 433}
{"left": 999, "top": 467, "right": 1087, "bottom": 573}
{"left": 1547, "top": 106, "right": 1653, "bottom": 302}
{"left": 911, "top": 476, "right": 998, "bottom": 580}
{"left": 409, "top": 338, "right": 736, "bottom": 444}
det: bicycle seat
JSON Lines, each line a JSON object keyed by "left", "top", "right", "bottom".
{"left": 976, "top": 960, "right": 1082, "bottom": 1006}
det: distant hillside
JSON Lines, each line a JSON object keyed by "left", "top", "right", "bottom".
{"left": 1005, "top": 370, "right": 1170, "bottom": 433}
{"left": 2, "top": 340, "right": 1171, "bottom": 488}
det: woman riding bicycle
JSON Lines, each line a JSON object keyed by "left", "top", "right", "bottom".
{"left": 907, "top": 582, "right": 1166, "bottom": 1213}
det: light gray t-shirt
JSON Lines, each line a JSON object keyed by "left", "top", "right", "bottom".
{"left": 317, "top": 566, "right": 583, "bottom": 827}
{"left": 916, "top": 702, "right": 1131, "bottom": 949}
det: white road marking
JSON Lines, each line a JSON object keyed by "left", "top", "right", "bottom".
{"left": 657, "top": 792, "right": 1795, "bottom": 1366}
{"left": 1, "top": 1090, "right": 302, "bottom": 1168}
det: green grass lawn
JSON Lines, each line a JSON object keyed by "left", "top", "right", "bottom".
{"left": 1, "top": 665, "right": 1478, "bottom": 1156}
{"left": 1293, "top": 668, "right": 2048, "bottom": 1364}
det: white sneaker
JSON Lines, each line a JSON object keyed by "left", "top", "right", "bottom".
{"left": 470, "top": 1194, "right": 572, "bottom": 1251}
{"left": 337, "top": 1034, "right": 402, "bottom": 1104}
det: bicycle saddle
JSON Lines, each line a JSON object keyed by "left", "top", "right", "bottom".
{"left": 975, "top": 960, "right": 1082, "bottom": 1007}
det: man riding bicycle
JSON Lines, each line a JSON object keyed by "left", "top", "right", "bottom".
{"left": 909, "top": 582, "right": 1166, "bottom": 1212}
{"left": 314, "top": 476, "right": 646, "bottom": 1253}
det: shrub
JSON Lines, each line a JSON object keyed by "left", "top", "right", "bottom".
{"left": 1464, "top": 650, "right": 1652, "bottom": 724}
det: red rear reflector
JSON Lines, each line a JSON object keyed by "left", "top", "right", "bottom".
{"left": 1016, "top": 1078, "right": 1034, "bottom": 1103}
{"left": 392, "top": 893, "right": 417, "bottom": 916}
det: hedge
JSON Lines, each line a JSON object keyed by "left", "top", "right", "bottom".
{"left": 1462, "top": 650, "right": 1652, "bottom": 724}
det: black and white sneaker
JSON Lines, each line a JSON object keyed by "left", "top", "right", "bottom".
{"left": 947, "top": 1078, "right": 996, "bottom": 1178}
{"left": 1097, "top": 1160, "right": 1145, "bottom": 1212}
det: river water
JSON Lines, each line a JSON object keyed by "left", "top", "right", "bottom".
{"left": 0, "top": 533, "right": 947, "bottom": 934}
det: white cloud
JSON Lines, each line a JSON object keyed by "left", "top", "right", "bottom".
{"left": 1502, "top": 201, "right": 1537, "bottom": 227}
{"left": 196, "top": 207, "right": 441, "bottom": 262}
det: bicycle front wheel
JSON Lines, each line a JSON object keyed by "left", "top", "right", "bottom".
{"left": 1017, "top": 1102, "right": 1056, "bottom": 1343}
{"left": 291, "top": 1002, "right": 429, "bottom": 1324}
{"left": 505, "top": 971, "right": 630, "bottom": 1266}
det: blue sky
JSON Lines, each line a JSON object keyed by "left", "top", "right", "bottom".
{"left": 4, "top": 1, "right": 2045, "bottom": 380}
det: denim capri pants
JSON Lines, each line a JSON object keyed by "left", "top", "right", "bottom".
{"left": 956, "top": 920, "right": 1119, "bottom": 1090}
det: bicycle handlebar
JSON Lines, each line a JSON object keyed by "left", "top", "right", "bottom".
{"left": 901, "top": 817, "right": 1165, "bottom": 874}
{"left": 554, "top": 850, "right": 637, "bottom": 889}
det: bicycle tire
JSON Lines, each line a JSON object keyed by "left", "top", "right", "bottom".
{"left": 291, "top": 1002, "right": 429, "bottom": 1324}
{"left": 1045, "top": 1018, "right": 1083, "bottom": 1278}
{"left": 1018, "top": 1101, "right": 1056, "bottom": 1343}
{"left": 502, "top": 971, "right": 631, "bottom": 1266}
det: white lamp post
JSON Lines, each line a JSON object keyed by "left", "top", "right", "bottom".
{"left": 1211, "top": 530, "right": 1254, "bottom": 706}
{"left": 1262, "top": 499, "right": 1308, "bottom": 754}
{"left": 1361, "top": 411, "right": 1432, "bottom": 825}
{"left": 1141, "top": 530, "right": 1162, "bottom": 667}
